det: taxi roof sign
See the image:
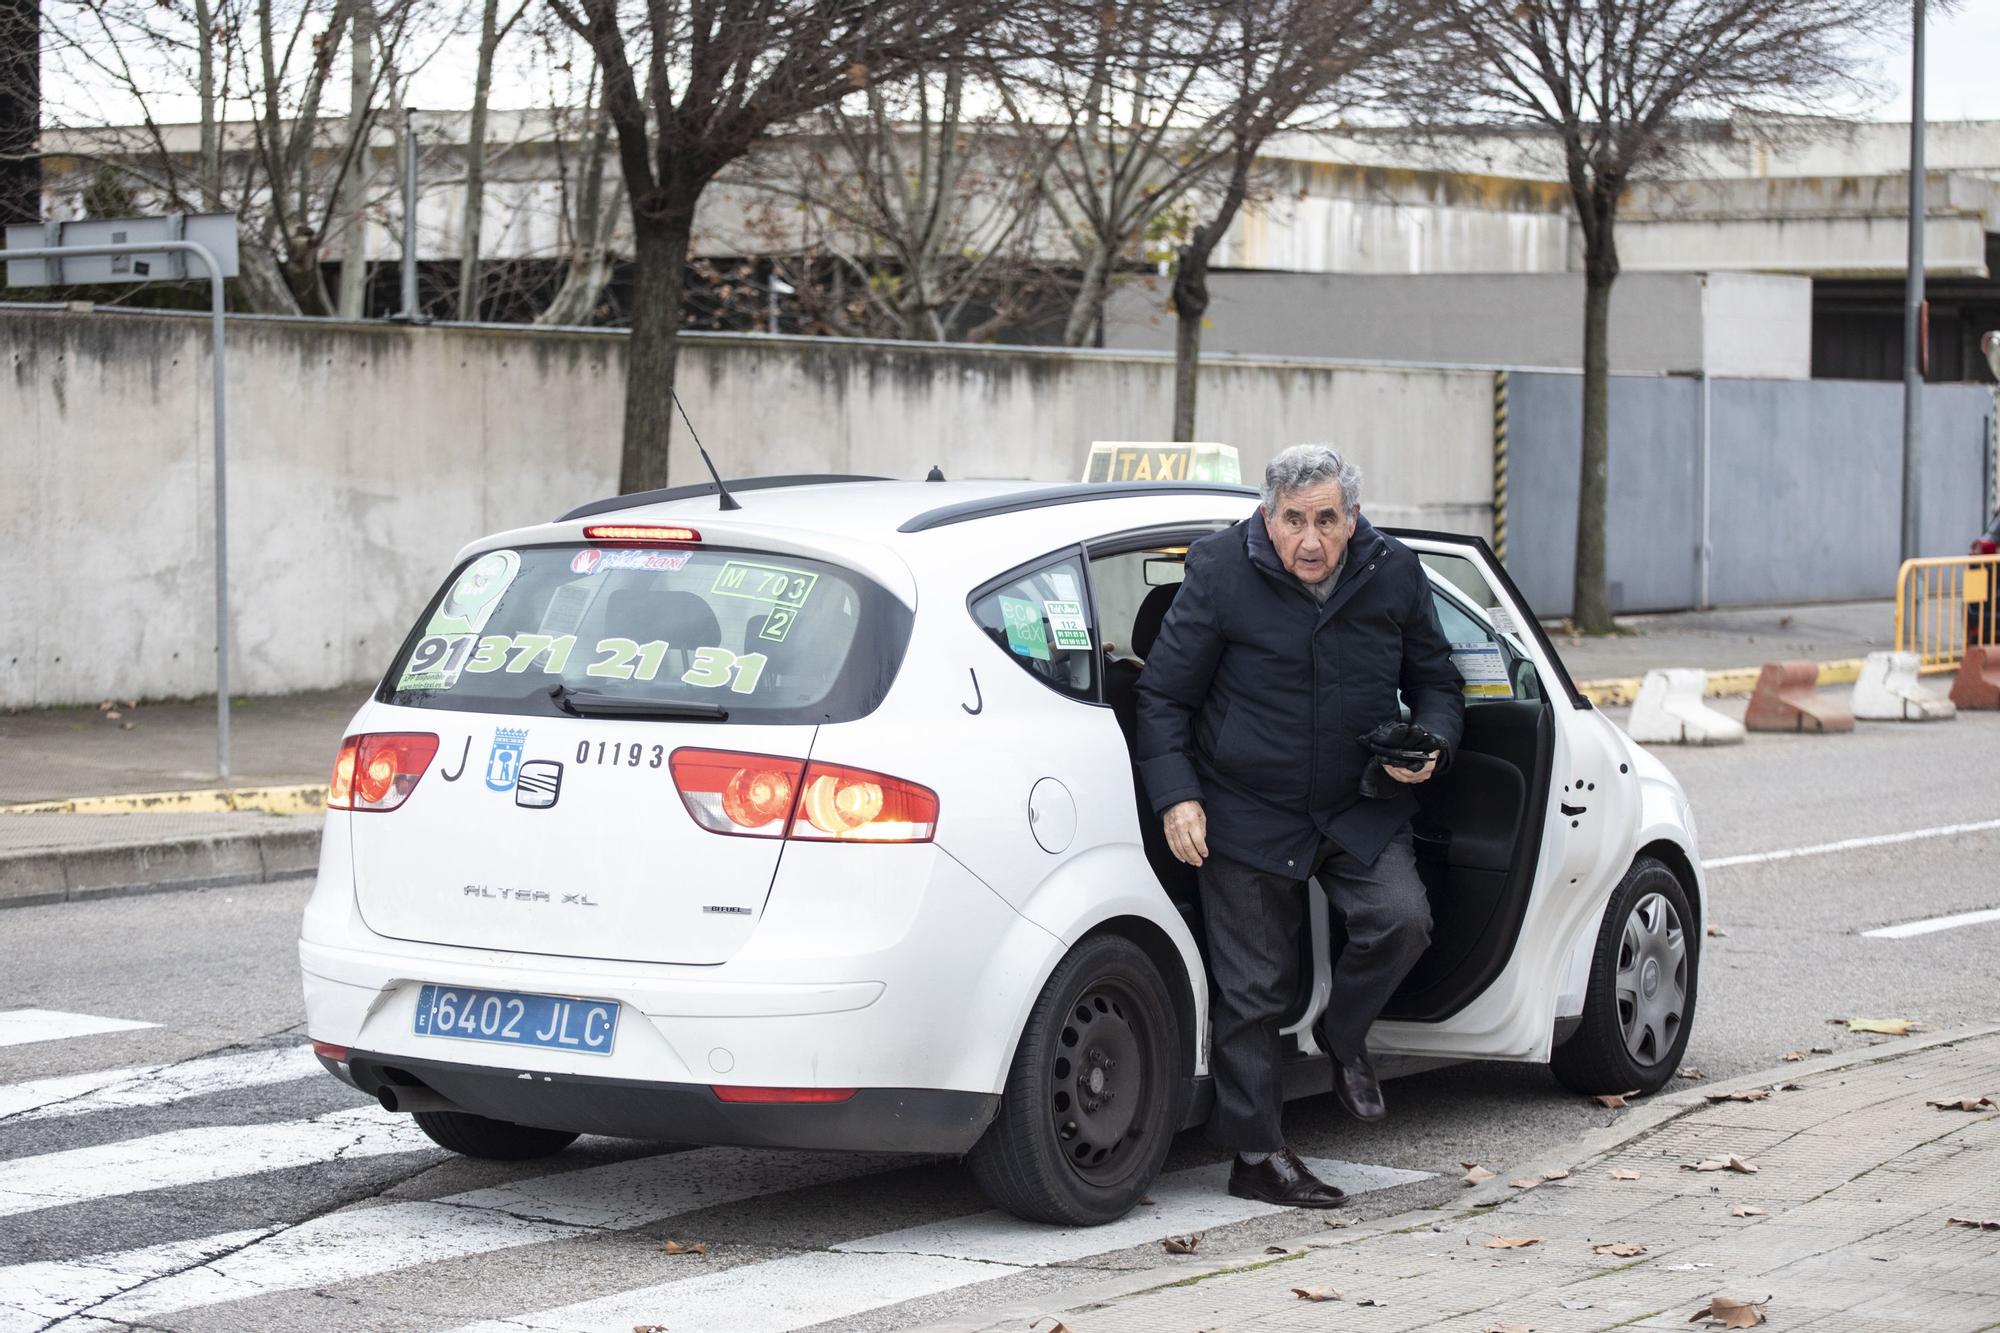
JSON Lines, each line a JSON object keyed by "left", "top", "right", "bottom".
{"left": 1083, "top": 441, "right": 1239, "bottom": 484}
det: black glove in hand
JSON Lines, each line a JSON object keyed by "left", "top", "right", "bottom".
{"left": 1358, "top": 721, "right": 1443, "bottom": 799}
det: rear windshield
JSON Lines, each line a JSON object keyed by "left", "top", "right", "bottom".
{"left": 377, "top": 544, "right": 911, "bottom": 723}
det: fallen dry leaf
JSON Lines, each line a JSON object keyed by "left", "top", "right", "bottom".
{"left": 1688, "top": 1294, "right": 1768, "bottom": 1327}
{"left": 1029, "top": 1321, "right": 1072, "bottom": 1333}
{"left": 1678, "top": 1066, "right": 1706, "bottom": 1080}
{"left": 1686, "top": 1155, "right": 1759, "bottom": 1174}
{"left": 1927, "top": 1096, "right": 1998, "bottom": 1112}
{"left": 1702, "top": 1089, "right": 1771, "bottom": 1103}
{"left": 1135, "top": 1195, "right": 1154, "bottom": 1206}
{"left": 1484, "top": 1325, "right": 1537, "bottom": 1332}
{"left": 1486, "top": 1236, "right": 1542, "bottom": 1249}
{"left": 660, "top": 1239, "right": 707, "bottom": 1255}
{"left": 1464, "top": 1164, "right": 1497, "bottom": 1186}
{"left": 1706, "top": 924, "right": 1727, "bottom": 937}
{"left": 1595, "top": 1090, "right": 1639, "bottom": 1109}
{"left": 1610, "top": 1168, "right": 1641, "bottom": 1181}
{"left": 1542, "top": 1168, "right": 1571, "bottom": 1181}
{"left": 1810, "top": 1045, "right": 1833, "bottom": 1054}
{"left": 1460, "top": 1159, "right": 1479, "bottom": 1169}
{"left": 1781, "top": 1051, "right": 1804, "bottom": 1062}
{"left": 1162, "top": 1234, "right": 1201, "bottom": 1255}
{"left": 1842, "top": 1017, "right": 1915, "bottom": 1036}
{"left": 1508, "top": 1178, "right": 1541, "bottom": 1190}
{"left": 1946, "top": 1216, "right": 2000, "bottom": 1230}
{"left": 1264, "top": 1245, "right": 1290, "bottom": 1255}
{"left": 1730, "top": 1204, "right": 1768, "bottom": 1217}
{"left": 1323, "top": 1216, "right": 1356, "bottom": 1229}
{"left": 1593, "top": 1242, "right": 1647, "bottom": 1257}
{"left": 1292, "top": 1286, "right": 1341, "bottom": 1302}
{"left": 634, "top": 1326, "right": 668, "bottom": 1333}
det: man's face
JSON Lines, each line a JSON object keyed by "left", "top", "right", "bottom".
{"left": 1262, "top": 481, "right": 1355, "bottom": 585}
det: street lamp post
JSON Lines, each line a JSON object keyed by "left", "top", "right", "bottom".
{"left": 1900, "top": 0, "right": 1926, "bottom": 561}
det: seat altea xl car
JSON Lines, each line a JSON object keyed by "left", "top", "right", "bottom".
{"left": 301, "top": 476, "right": 1705, "bottom": 1225}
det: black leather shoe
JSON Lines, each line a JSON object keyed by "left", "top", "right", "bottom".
{"left": 1333, "top": 1053, "right": 1387, "bottom": 1122}
{"left": 1227, "top": 1146, "right": 1347, "bottom": 1208}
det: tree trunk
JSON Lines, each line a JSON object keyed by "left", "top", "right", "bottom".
{"left": 1573, "top": 220, "right": 1618, "bottom": 634}
{"left": 1062, "top": 243, "right": 1112, "bottom": 347}
{"left": 0, "top": 0, "right": 39, "bottom": 226}
{"left": 1170, "top": 244, "right": 1209, "bottom": 442}
{"left": 621, "top": 208, "right": 692, "bottom": 493}
{"left": 336, "top": 1, "right": 375, "bottom": 319}
{"left": 192, "top": 0, "right": 220, "bottom": 205}
{"left": 456, "top": 0, "right": 503, "bottom": 320}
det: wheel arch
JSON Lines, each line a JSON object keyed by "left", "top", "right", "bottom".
{"left": 1078, "top": 914, "right": 1201, "bottom": 1087}
{"left": 1636, "top": 835, "right": 1705, "bottom": 934}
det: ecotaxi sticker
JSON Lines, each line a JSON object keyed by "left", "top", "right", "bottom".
{"left": 1450, "top": 642, "right": 1514, "bottom": 699}
{"left": 998, "top": 595, "right": 1051, "bottom": 661}
{"left": 1044, "top": 600, "right": 1092, "bottom": 651}
{"left": 571, "top": 548, "right": 691, "bottom": 575}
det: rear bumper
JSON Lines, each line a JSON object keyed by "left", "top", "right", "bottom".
{"left": 338, "top": 1050, "right": 998, "bottom": 1154}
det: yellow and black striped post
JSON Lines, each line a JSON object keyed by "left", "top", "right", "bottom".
{"left": 1492, "top": 370, "right": 1510, "bottom": 563}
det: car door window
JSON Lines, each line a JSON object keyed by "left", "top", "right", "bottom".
{"left": 970, "top": 553, "right": 1098, "bottom": 702}
{"left": 1418, "top": 552, "right": 1542, "bottom": 705}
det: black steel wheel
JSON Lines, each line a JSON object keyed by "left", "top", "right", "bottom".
{"left": 1552, "top": 856, "right": 1700, "bottom": 1097}
{"left": 968, "top": 934, "right": 1182, "bottom": 1225}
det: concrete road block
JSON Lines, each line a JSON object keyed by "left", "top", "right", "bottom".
{"left": 1950, "top": 644, "right": 2000, "bottom": 710}
{"left": 1626, "top": 668, "right": 1746, "bottom": 745}
{"left": 1744, "top": 660, "right": 1855, "bottom": 733}
{"left": 1851, "top": 651, "right": 1957, "bottom": 721}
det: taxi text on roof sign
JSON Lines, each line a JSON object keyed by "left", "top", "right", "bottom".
{"left": 1082, "top": 441, "right": 1240, "bottom": 484}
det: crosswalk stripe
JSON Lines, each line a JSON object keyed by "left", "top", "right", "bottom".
{"left": 0, "top": 1146, "right": 901, "bottom": 1326}
{"left": 0, "top": 1105, "right": 434, "bottom": 1219}
{"left": 446, "top": 1156, "right": 1434, "bottom": 1333}
{"left": 0, "top": 1046, "right": 320, "bottom": 1123}
{"left": 0, "top": 1229, "right": 278, "bottom": 1333}
{"left": 0, "top": 1010, "right": 156, "bottom": 1048}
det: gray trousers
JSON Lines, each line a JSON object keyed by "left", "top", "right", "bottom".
{"left": 1196, "top": 830, "right": 1433, "bottom": 1153}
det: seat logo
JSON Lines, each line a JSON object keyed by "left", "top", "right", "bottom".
{"left": 486, "top": 727, "right": 528, "bottom": 791}
{"left": 515, "top": 760, "right": 562, "bottom": 809}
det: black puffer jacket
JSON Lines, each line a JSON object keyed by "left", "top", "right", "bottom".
{"left": 1136, "top": 513, "right": 1465, "bottom": 875}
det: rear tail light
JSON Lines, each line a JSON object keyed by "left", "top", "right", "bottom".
{"left": 327, "top": 733, "right": 439, "bottom": 812}
{"left": 712, "top": 1085, "right": 857, "bottom": 1104}
{"left": 1974, "top": 539, "right": 1998, "bottom": 555}
{"left": 669, "top": 749, "right": 938, "bottom": 842}
{"left": 311, "top": 1040, "right": 350, "bottom": 1062}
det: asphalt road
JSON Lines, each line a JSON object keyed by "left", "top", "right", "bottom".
{"left": 4, "top": 709, "right": 1997, "bottom": 1333}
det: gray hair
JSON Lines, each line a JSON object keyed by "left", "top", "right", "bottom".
{"left": 1261, "top": 444, "right": 1362, "bottom": 519}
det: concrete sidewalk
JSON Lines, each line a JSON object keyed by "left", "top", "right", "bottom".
{"left": 1554, "top": 600, "right": 1894, "bottom": 704}
{"left": 941, "top": 1028, "right": 2000, "bottom": 1333}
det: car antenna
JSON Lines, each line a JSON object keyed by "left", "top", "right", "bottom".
{"left": 671, "top": 388, "right": 741, "bottom": 511}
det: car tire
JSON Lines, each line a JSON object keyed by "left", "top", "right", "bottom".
{"left": 1551, "top": 856, "right": 1698, "bottom": 1097}
{"left": 967, "top": 933, "right": 1183, "bottom": 1226}
{"left": 411, "top": 1109, "right": 580, "bottom": 1161}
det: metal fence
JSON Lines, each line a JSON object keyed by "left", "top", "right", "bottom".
{"left": 1896, "top": 554, "right": 2000, "bottom": 672}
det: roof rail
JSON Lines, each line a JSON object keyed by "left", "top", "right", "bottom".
{"left": 898, "top": 481, "right": 1257, "bottom": 534}
{"left": 557, "top": 474, "right": 890, "bottom": 523}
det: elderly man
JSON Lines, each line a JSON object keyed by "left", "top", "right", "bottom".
{"left": 1137, "top": 444, "right": 1464, "bottom": 1208}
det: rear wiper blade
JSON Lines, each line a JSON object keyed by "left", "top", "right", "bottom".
{"left": 547, "top": 684, "right": 728, "bottom": 721}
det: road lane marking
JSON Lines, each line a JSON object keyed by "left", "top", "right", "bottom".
{"left": 448, "top": 1157, "right": 1433, "bottom": 1333}
{"left": 1701, "top": 817, "right": 2000, "bottom": 870}
{"left": 0, "top": 1105, "right": 435, "bottom": 1219}
{"left": 0, "top": 1147, "right": 904, "bottom": 1326}
{"left": 0, "top": 1010, "right": 156, "bottom": 1048}
{"left": 0, "top": 1045, "right": 320, "bottom": 1122}
{"left": 1862, "top": 907, "right": 2000, "bottom": 939}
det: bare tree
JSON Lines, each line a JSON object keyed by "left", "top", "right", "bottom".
{"left": 454, "top": 0, "right": 532, "bottom": 318}
{"left": 1439, "top": 0, "right": 1897, "bottom": 632}
{"left": 0, "top": 0, "right": 37, "bottom": 225}
{"left": 1001, "top": 0, "right": 1233, "bottom": 348}
{"left": 549, "top": 0, "right": 1016, "bottom": 491}
{"left": 1168, "top": 0, "right": 1432, "bottom": 439}
{"left": 536, "top": 55, "right": 626, "bottom": 326}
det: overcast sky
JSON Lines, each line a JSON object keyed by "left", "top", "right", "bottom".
{"left": 1846, "top": 3, "right": 2000, "bottom": 121}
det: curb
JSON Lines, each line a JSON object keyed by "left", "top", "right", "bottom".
{"left": 0, "top": 827, "right": 321, "bottom": 909}
{"left": 910, "top": 1023, "right": 2000, "bottom": 1333}
{"left": 0, "top": 783, "right": 327, "bottom": 816}
{"left": 1578, "top": 657, "right": 1864, "bottom": 708}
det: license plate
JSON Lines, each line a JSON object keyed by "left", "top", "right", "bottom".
{"left": 413, "top": 984, "right": 619, "bottom": 1056}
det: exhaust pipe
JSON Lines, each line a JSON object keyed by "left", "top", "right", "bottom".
{"left": 376, "top": 1084, "right": 465, "bottom": 1115}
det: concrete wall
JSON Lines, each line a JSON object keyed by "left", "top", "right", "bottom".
{"left": 0, "top": 309, "right": 1495, "bottom": 708}
{"left": 1504, "top": 372, "right": 1996, "bottom": 617}
{"left": 1104, "top": 271, "right": 1813, "bottom": 379}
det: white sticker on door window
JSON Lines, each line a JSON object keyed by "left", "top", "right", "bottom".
{"left": 1044, "top": 599, "right": 1092, "bottom": 651}
{"left": 1450, "top": 642, "right": 1514, "bottom": 699}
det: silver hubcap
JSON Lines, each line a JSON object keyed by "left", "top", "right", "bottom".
{"left": 1616, "top": 892, "right": 1686, "bottom": 1065}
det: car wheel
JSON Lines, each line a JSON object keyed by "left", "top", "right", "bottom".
{"left": 411, "top": 1109, "right": 580, "bottom": 1160}
{"left": 967, "top": 933, "right": 1183, "bottom": 1225}
{"left": 1551, "top": 856, "right": 1698, "bottom": 1097}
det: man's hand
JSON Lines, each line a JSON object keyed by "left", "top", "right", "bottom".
{"left": 1382, "top": 751, "right": 1439, "bottom": 785}
{"left": 1163, "top": 800, "right": 1209, "bottom": 867}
